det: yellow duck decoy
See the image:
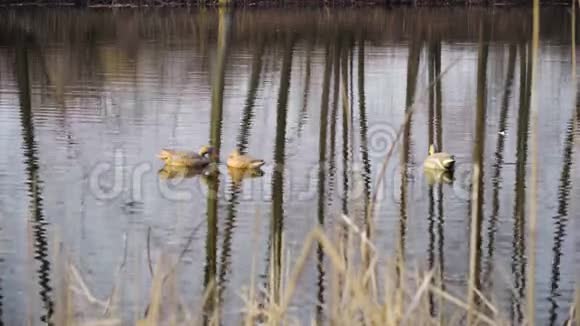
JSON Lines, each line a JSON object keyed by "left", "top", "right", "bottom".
{"left": 157, "top": 145, "right": 219, "bottom": 168}
{"left": 227, "top": 166, "right": 264, "bottom": 185}
{"left": 226, "top": 149, "right": 265, "bottom": 169}
{"left": 424, "top": 168, "right": 453, "bottom": 185}
{"left": 423, "top": 144, "right": 455, "bottom": 171}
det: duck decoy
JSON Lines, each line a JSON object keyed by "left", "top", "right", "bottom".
{"left": 423, "top": 144, "right": 455, "bottom": 171}
{"left": 424, "top": 168, "right": 453, "bottom": 185}
{"left": 227, "top": 166, "right": 264, "bottom": 185}
{"left": 226, "top": 149, "right": 265, "bottom": 169}
{"left": 157, "top": 165, "right": 206, "bottom": 180}
{"left": 157, "top": 145, "right": 218, "bottom": 168}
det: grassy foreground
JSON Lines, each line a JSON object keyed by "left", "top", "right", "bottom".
{"left": 50, "top": 217, "right": 578, "bottom": 325}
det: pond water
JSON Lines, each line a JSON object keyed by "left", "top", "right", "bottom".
{"left": 0, "top": 7, "right": 578, "bottom": 325}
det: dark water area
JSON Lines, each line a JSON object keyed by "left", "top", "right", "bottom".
{"left": 0, "top": 7, "right": 578, "bottom": 325}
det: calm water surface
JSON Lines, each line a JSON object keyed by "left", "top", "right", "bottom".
{"left": 0, "top": 8, "right": 578, "bottom": 325}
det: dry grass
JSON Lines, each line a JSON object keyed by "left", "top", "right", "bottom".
{"left": 53, "top": 201, "right": 580, "bottom": 326}
{"left": 51, "top": 214, "right": 580, "bottom": 326}
{"left": 525, "top": 0, "right": 540, "bottom": 324}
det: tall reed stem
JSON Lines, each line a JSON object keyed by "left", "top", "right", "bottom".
{"left": 526, "top": 0, "right": 540, "bottom": 324}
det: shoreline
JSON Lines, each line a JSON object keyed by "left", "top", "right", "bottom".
{"left": 0, "top": 0, "right": 573, "bottom": 8}
{"left": 0, "top": 6, "right": 573, "bottom": 44}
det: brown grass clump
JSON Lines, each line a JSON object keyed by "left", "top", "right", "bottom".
{"left": 52, "top": 214, "right": 564, "bottom": 326}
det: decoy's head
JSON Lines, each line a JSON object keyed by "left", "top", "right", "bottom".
{"left": 157, "top": 149, "right": 172, "bottom": 163}
{"left": 199, "top": 145, "right": 219, "bottom": 162}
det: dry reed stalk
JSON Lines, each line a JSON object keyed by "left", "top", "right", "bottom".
{"left": 190, "top": 279, "right": 217, "bottom": 326}
{"left": 575, "top": 295, "right": 579, "bottom": 326}
{"left": 474, "top": 287, "right": 498, "bottom": 317}
{"left": 428, "top": 286, "right": 496, "bottom": 325}
{"left": 467, "top": 19, "right": 489, "bottom": 324}
{"left": 138, "top": 254, "right": 168, "bottom": 326}
{"left": 401, "top": 269, "right": 434, "bottom": 323}
{"left": 243, "top": 218, "right": 508, "bottom": 325}
{"left": 68, "top": 264, "right": 108, "bottom": 308}
{"left": 359, "top": 56, "right": 461, "bottom": 323}
{"left": 526, "top": 0, "right": 540, "bottom": 324}
{"left": 53, "top": 233, "right": 73, "bottom": 326}
{"left": 243, "top": 209, "right": 263, "bottom": 326}
{"left": 26, "top": 218, "right": 35, "bottom": 326}
{"left": 103, "top": 232, "right": 128, "bottom": 316}
{"left": 279, "top": 227, "right": 346, "bottom": 315}
{"left": 341, "top": 214, "right": 378, "bottom": 294}
{"left": 467, "top": 162, "right": 482, "bottom": 325}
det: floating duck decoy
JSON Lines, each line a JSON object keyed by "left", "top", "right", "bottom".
{"left": 423, "top": 144, "right": 455, "bottom": 171}
{"left": 226, "top": 149, "right": 265, "bottom": 169}
{"left": 424, "top": 168, "right": 453, "bottom": 185}
{"left": 157, "top": 145, "right": 218, "bottom": 168}
{"left": 227, "top": 166, "right": 264, "bottom": 185}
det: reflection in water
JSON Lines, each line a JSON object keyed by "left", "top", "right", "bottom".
{"left": 427, "top": 184, "right": 436, "bottom": 316}
{"left": 157, "top": 165, "right": 207, "bottom": 180}
{"left": 328, "top": 43, "right": 340, "bottom": 213}
{"left": 547, "top": 117, "right": 575, "bottom": 326}
{"left": 236, "top": 39, "right": 264, "bottom": 155}
{"left": 315, "top": 43, "right": 332, "bottom": 323}
{"left": 203, "top": 172, "right": 220, "bottom": 320}
{"left": 430, "top": 38, "right": 446, "bottom": 322}
{"left": 321, "top": 43, "right": 340, "bottom": 310}
{"left": 340, "top": 41, "right": 352, "bottom": 261}
{"left": 511, "top": 42, "right": 532, "bottom": 324}
{"left": 16, "top": 44, "right": 54, "bottom": 323}
{"left": 483, "top": 43, "right": 517, "bottom": 291}
{"left": 336, "top": 39, "right": 354, "bottom": 308}
{"left": 341, "top": 43, "right": 350, "bottom": 217}
{"left": 269, "top": 35, "right": 294, "bottom": 304}
{"left": 427, "top": 40, "right": 437, "bottom": 315}
{"left": 204, "top": 8, "right": 232, "bottom": 319}
{"left": 426, "top": 36, "right": 448, "bottom": 317}
{"left": 397, "top": 32, "right": 421, "bottom": 290}
{"left": 295, "top": 41, "right": 313, "bottom": 141}
{"left": 467, "top": 22, "right": 489, "bottom": 322}
{"left": 356, "top": 34, "right": 375, "bottom": 294}
{"left": 219, "top": 36, "right": 265, "bottom": 302}
{"left": 424, "top": 169, "right": 453, "bottom": 186}
{"left": 227, "top": 167, "right": 264, "bottom": 186}
{"left": 210, "top": 8, "right": 231, "bottom": 154}
{"left": 357, "top": 37, "right": 372, "bottom": 240}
